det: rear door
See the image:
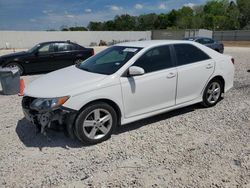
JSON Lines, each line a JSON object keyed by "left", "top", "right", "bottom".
{"left": 51, "top": 43, "right": 75, "bottom": 69}
{"left": 173, "top": 44, "right": 215, "bottom": 104}
{"left": 71, "top": 44, "right": 93, "bottom": 62}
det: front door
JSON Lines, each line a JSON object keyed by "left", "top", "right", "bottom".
{"left": 26, "top": 43, "right": 56, "bottom": 73}
{"left": 120, "top": 45, "right": 177, "bottom": 118}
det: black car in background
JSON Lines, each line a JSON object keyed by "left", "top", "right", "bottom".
{"left": 0, "top": 41, "right": 94, "bottom": 75}
{"left": 184, "top": 37, "right": 224, "bottom": 53}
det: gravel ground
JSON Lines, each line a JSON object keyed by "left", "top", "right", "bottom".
{"left": 0, "top": 47, "right": 249, "bottom": 187}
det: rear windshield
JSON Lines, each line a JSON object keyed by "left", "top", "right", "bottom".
{"left": 77, "top": 46, "right": 142, "bottom": 75}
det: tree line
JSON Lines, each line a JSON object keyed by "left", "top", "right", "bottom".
{"left": 61, "top": 0, "right": 250, "bottom": 31}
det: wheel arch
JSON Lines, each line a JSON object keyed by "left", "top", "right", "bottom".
{"left": 208, "top": 75, "right": 225, "bottom": 93}
{"left": 4, "top": 61, "right": 25, "bottom": 74}
{"left": 77, "top": 98, "right": 122, "bottom": 125}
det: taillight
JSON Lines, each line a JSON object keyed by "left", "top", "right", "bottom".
{"left": 231, "top": 58, "right": 235, "bottom": 64}
{"left": 91, "top": 49, "right": 95, "bottom": 56}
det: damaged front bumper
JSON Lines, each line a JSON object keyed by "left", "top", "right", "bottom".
{"left": 22, "top": 96, "right": 77, "bottom": 138}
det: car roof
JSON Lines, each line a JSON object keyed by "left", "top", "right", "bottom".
{"left": 116, "top": 40, "right": 198, "bottom": 48}
{"left": 185, "top": 37, "right": 213, "bottom": 40}
{"left": 38, "top": 41, "right": 76, "bottom": 45}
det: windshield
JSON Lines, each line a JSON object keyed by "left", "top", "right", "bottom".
{"left": 27, "top": 44, "right": 40, "bottom": 53}
{"left": 77, "top": 46, "right": 142, "bottom": 75}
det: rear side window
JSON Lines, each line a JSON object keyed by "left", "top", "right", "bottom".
{"left": 74, "top": 44, "right": 84, "bottom": 50}
{"left": 133, "top": 45, "right": 173, "bottom": 73}
{"left": 197, "top": 38, "right": 214, "bottom": 44}
{"left": 56, "top": 43, "right": 74, "bottom": 52}
{"left": 174, "top": 44, "right": 210, "bottom": 66}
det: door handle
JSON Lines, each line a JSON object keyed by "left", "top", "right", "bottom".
{"left": 167, "top": 72, "right": 176, "bottom": 78}
{"left": 206, "top": 64, "right": 213, "bottom": 69}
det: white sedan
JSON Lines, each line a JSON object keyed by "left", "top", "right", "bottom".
{"left": 22, "top": 40, "right": 235, "bottom": 144}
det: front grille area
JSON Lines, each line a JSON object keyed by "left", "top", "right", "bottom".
{"left": 22, "top": 96, "right": 37, "bottom": 109}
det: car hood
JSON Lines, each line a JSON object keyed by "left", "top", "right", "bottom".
{"left": 24, "top": 66, "right": 108, "bottom": 98}
{"left": 0, "top": 51, "right": 28, "bottom": 60}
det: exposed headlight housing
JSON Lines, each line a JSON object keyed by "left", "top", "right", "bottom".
{"left": 30, "top": 96, "right": 69, "bottom": 112}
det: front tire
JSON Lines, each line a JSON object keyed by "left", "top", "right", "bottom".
{"left": 202, "top": 79, "right": 223, "bottom": 107}
{"left": 6, "top": 62, "right": 24, "bottom": 75}
{"left": 74, "top": 102, "right": 117, "bottom": 144}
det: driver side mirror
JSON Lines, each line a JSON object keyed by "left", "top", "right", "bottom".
{"left": 128, "top": 66, "right": 145, "bottom": 76}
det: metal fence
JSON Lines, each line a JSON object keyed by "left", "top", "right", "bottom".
{"left": 152, "top": 30, "right": 185, "bottom": 40}
{"left": 213, "top": 30, "right": 250, "bottom": 41}
{"left": 152, "top": 29, "right": 213, "bottom": 40}
{"left": 185, "top": 29, "right": 213, "bottom": 38}
{"left": 152, "top": 29, "right": 250, "bottom": 41}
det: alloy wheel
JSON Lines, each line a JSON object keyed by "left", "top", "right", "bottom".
{"left": 206, "top": 82, "right": 221, "bottom": 104}
{"left": 82, "top": 108, "right": 112, "bottom": 140}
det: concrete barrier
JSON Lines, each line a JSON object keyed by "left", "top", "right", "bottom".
{"left": 0, "top": 31, "right": 151, "bottom": 49}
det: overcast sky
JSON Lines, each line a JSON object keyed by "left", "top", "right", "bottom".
{"left": 0, "top": 0, "right": 207, "bottom": 31}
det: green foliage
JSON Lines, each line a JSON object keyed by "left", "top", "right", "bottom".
{"left": 137, "top": 14, "right": 158, "bottom": 30}
{"left": 114, "top": 14, "right": 136, "bottom": 31}
{"left": 225, "top": 2, "right": 240, "bottom": 29}
{"left": 176, "top": 7, "right": 194, "bottom": 29}
{"left": 87, "top": 22, "right": 104, "bottom": 31}
{"left": 155, "top": 13, "right": 170, "bottom": 29}
{"left": 86, "top": 0, "right": 247, "bottom": 31}
{"left": 203, "top": 0, "right": 227, "bottom": 15}
{"left": 60, "top": 26, "right": 88, "bottom": 31}
{"left": 237, "top": 0, "right": 250, "bottom": 28}
{"left": 68, "top": 26, "right": 88, "bottom": 31}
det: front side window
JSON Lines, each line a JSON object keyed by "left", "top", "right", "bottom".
{"left": 133, "top": 45, "right": 173, "bottom": 73}
{"left": 174, "top": 44, "right": 210, "bottom": 66}
{"left": 38, "top": 44, "right": 55, "bottom": 54}
{"left": 196, "top": 38, "right": 205, "bottom": 44}
{"left": 28, "top": 44, "right": 40, "bottom": 53}
{"left": 77, "top": 46, "right": 142, "bottom": 75}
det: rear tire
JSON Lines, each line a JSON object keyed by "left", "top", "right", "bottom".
{"left": 74, "top": 59, "right": 83, "bottom": 65}
{"left": 6, "top": 62, "right": 24, "bottom": 75}
{"left": 74, "top": 102, "right": 117, "bottom": 144}
{"left": 202, "top": 79, "right": 223, "bottom": 107}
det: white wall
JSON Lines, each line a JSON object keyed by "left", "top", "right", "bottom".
{"left": 198, "top": 29, "right": 213, "bottom": 38}
{"left": 0, "top": 31, "right": 151, "bottom": 49}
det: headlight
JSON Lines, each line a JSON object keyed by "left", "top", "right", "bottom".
{"left": 30, "top": 96, "right": 69, "bottom": 111}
